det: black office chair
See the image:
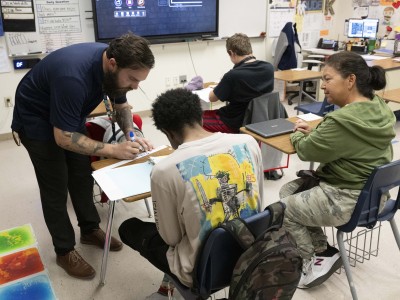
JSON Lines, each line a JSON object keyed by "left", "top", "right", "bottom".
{"left": 295, "top": 97, "right": 337, "bottom": 117}
{"left": 171, "top": 210, "right": 272, "bottom": 300}
{"left": 336, "top": 159, "right": 400, "bottom": 300}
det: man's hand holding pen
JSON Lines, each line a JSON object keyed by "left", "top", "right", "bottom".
{"left": 129, "top": 131, "right": 154, "bottom": 153}
{"left": 293, "top": 119, "right": 312, "bottom": 134}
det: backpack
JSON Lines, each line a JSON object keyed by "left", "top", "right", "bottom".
{"left": 221, "top": 202, "right": 302, "bottom": 300}
{"left": 87, "top": 116, "right": 143, "bottom": 143}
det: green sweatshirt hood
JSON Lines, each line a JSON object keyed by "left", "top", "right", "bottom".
{"left": 329, "top": 95, "right": 395, "bottom": 151}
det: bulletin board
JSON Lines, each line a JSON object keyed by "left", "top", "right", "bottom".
{"left": 1, "top": 0, "right": 84, "bottom": 56}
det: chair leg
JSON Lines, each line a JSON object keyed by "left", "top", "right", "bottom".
{"left": 337, "top": 230, "right": 358, "bottom": 300}
{"left": 389, "top": 218, "right": 400, "bottom": 249}
{"left": 144, "top": 198, "right": 152, "bottom": 218}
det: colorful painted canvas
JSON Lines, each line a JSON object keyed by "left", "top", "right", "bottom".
{"left": 0, "top": 224, "right": 36, "bottom": 255}
{"left": 0, "top": 247, "right": 44, "bottom": 285}
{"left": 0, "top": 274, "right": 56, "bottom": 300}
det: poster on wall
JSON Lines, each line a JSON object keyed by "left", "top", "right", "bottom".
{"left": 301, "top": 0, "right": 324, "bottom": 12}
{"left": 0, "top": 0, "right": 36, "bottom": 32}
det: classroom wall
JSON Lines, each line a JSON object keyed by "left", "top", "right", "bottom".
{"left": 1, "top": 0, "right": 399, "bottom": 136}
{"left": 0, "top": 0, "right": 268, "bottom": 136}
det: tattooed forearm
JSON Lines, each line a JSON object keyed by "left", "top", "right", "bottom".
{"left": 61, "top": 131, "right": 105, "bottom": 155}
{"left": 115, "top": 107, "right": 134, "bottom": 132}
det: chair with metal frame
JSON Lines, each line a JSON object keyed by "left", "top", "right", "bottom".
{"left": 243, "top": 91, "right": 289, "bottom": 177}
{"left": 295, "top": 96, "right": 337, "bottom": 117}
{"left": 336, "top": 159, "right": 400, "bottom": 300}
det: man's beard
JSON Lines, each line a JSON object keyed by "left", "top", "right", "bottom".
{"left": 103, "top": 70, "right": 131, "bottom": 99}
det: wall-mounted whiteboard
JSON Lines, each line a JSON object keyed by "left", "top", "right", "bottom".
{"left": 219, "top": 0, "right": 267, "bottom": 38}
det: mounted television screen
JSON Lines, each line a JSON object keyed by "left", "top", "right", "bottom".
{"left": 347, "top": 19, "right": 364, "bottom": 38}
{"left": 92, "top": 0, "right": 219, "bottom": 44}
{"left": 362, "top": 18, "right": 379, "bottom": 39}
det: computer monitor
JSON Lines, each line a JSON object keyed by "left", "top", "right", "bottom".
{"left": 362, "top": 19, "right": 379, "bottom": 39}
{"left": 347, "top": 18, "right": 379, "bottom": 40}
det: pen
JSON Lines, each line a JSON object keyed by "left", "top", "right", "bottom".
{"left": 129, "top": 131, "right": 135, "bottom": 142}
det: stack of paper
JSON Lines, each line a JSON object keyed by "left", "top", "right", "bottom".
{"left": 297, "top": 113, "right": 323, "bottom": 121}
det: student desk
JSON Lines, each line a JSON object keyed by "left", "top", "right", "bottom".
{"left": 377, "top": 88, "right": 400, "bottom": 104}
{"left": 274, "top": 70, "right": 323, "bottom": 111}
{"left": 91, "top": 146, "right": 174, "bottom": 285}
{"left": 367, "top": 58, "right": 400, "bottom": 71}
{"left": 240, "top": 117, "right": 322, "bottom": 169}
{"left": 240, "top": 117, "right": 321, "bottom": 154}
{"left": 88, "top": 103, "right": 107, "bottom": 118}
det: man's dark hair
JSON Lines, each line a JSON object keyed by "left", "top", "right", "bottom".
{"left": 152, "top": 88, "right": 203, "bottom": 134}
{"left": 106, "top": 32, "right": 155, "bottom": 70}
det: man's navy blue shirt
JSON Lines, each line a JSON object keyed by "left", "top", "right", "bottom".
{"left": 11, "top": 42, "right": 126, "bottom": 141}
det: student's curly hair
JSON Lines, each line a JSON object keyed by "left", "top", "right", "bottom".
{"left": 106, "top": 32, "right": 155, "bottom": 70}
{"left": 152, "top": 88, "right": 203, "bottom": 134}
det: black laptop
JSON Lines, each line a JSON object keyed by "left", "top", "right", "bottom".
{"left": 245, "top": 119, "right": 294, "bottom": 138}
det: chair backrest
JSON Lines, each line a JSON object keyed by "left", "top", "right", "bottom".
{"left": 337, "top": 159, "right": 400, "bottom": 233}
{"left": 295, "top": 97, "right": 335, "bottom": 117}
{"left": 273, "top": 22, "right": 301, "bottom": 71}
{"left": 316, "top": 97, "right": 335, "bottom": 116}
{"left": 85, "top": 114, "right": 143, "bottom": 162}
{"left": 242, "top": 91, "right": 288, "bottom": 126}
{"left": 193, "top": 209, "right": 271, "bottom": 299}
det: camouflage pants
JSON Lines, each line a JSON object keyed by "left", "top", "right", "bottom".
{"left": 279, "top": 178, "right": 360, "bottom": 260}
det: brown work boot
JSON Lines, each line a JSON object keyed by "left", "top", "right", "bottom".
{"left": 80, "top": 228, "right": 123, "bottom": 251}
{"left": 56, "top": 249, "right": 96, "bottom": 279}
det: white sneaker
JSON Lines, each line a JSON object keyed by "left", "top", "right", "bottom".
{"left": 298, "top": 251, "right": 342, "bottom": 289}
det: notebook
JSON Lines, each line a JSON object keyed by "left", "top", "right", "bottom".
{"left": 245, "top": 119, "right": 294, "bottom": 138}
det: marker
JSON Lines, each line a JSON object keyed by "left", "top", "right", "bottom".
{"left": 129, "top": 131, "right": 135, "bottom": 142}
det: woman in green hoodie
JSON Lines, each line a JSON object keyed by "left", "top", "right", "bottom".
{"left": 279, "top": 51, "right": 396, "bottom": 289}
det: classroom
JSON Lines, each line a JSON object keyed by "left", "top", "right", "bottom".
{"left": 0, "top": 0, "right": 400, "bottom": 299}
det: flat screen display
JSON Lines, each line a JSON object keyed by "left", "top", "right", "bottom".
{"left": 347, "top": 18, "right": 379, "bottom": 40}
{"left": 92, "top": 0, "right": 219, "bottom": 44}
{"left": 362, "top": 19, "right": 379, "bottom": 39}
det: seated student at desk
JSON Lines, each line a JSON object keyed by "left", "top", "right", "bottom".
{"left": 119, "top": 88, "right": 264, "bottom": 299}
{"left": 203, "top": 33, "right": 274, "bottom": 133}
{"left": 279, "top": 51, "right": 395, "bottom": 289}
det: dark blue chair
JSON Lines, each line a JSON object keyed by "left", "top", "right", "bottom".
{"left": 336, "top": 159, "right": 400, "bottom": 300}
{"left": 294, "top": 97, "right": 337, "bottom": 117}
{"left": 172, "top": 209, "right": 271, "bottom": 300}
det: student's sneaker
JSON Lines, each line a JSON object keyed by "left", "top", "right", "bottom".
{"left": 145, "top": 289, "right": 181, "bottom": 300}
{"left": 298, "top": 245, "right": 342, "bottom": 289}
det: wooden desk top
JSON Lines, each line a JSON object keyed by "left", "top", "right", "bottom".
{"left": 240, "top": 117, "right": 322, "bottom": 154}
{"left": 92, "top": 146, "right": 174, "bottom": 202}
{"left": 377, "top": 88, "right": 400, "bottom": 104}
{"left": 367, "top": 58, "right": 400, "bottom": 71}
{"left": 88, "top": 103, "right": 107, "bottom": 118}
{"left": 274, "top": 70, "right": 322, "bottom": 82}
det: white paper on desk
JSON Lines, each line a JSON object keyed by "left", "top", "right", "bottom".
{"left": 97, "top": 145, "right": 168, "bottom": 171}
{"left": 297, "top": 113, "right": 323, "bottom": 121}
{"left": 192, "top": 87, "right": 212, "bottom": 102}
{"left": 92, "top": 161, "right": 153, "bottom": 201}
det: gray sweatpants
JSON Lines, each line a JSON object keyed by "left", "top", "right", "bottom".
{"left": 279, "top": 179, "right": 360, "bottom": 260}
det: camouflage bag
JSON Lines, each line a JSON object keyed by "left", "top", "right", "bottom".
{"left": 221, "top": 202, "right": 302, "bottom": 300}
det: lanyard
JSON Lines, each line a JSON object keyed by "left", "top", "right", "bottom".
{"left": 102, "top": 94, "right": 117, "bottom": 143}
